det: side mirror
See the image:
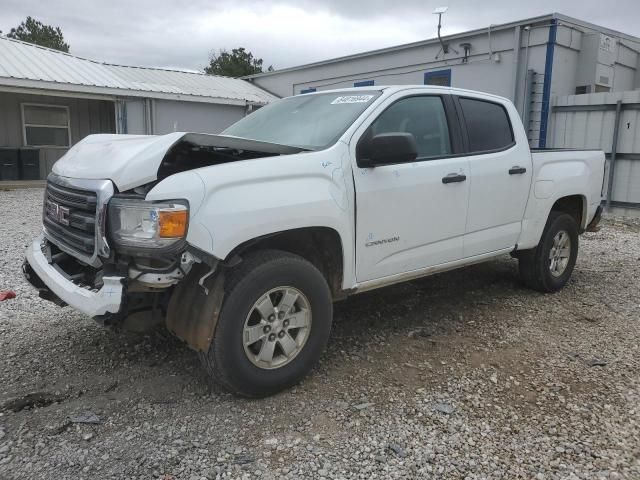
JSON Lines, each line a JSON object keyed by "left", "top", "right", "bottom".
{"left": 356, "top": 132, "right": 418, "bottom": 168}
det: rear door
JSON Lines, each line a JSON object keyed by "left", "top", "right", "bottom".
{"left": 455, "top": 96, "right": 533, "bottom": 257}
{"left": 352, "top": 92, "right": 470, "bottom": 282}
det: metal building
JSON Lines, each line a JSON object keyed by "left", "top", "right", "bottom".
{"left": 550, "top": 90, "right": 640, "bottom": 212}
{"left": 246, "top": 13, "right": 640, "bottom": 150}
{"left": 0, "top": 36, "right": 276, "bottom": 181}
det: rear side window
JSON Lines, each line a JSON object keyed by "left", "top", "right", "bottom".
{"left": 459, "top": 98, "right": 514, "bottom": 153}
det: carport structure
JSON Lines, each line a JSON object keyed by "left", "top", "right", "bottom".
{"left": 0, "top": 36, "right": 276, "bottom": 181}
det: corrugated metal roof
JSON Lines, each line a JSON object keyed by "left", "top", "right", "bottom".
{"left": 0, "top": 36, "right": 277, "bottom": 105}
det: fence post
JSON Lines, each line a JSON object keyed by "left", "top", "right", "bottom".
{"left": 606, "top": 100, "right": 623, "bottom": 210}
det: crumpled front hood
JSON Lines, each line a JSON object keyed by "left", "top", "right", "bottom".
{"left": 53, "top": 132, "right": 187, "bottom": 191}
{"left": 52, "top": 132, "right": 305, "bottom": 192}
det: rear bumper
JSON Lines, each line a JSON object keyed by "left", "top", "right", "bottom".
{"left": 586, "top": 205, "right": 603, "bottom": 232}
{"left": 23, "top": 235, "right": 124, "bottom": 317}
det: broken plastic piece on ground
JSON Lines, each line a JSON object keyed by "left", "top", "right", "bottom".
{"left": 0, "top": 291, "right": 16, "bottom": 301}
{"left": 587, "top": 357, "right": 607, "bottom": 367}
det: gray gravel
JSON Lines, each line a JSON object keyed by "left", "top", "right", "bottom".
{"left": 1, "top": 187, "right": 639, "bottom": 480}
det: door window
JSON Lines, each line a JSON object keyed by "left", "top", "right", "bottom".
{"left": 366, "top": 96, "right": 451, "bottom": 159}
{"left": 459, "top": 98, "right": 514, "bottom": 153}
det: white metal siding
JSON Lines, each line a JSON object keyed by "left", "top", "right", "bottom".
{"left": 122, "top": 100, "right": 147, "bottom": 135}
{"left": 152, "top": 100, "right": 245, "bottom": 135}
{"left": 550, "top": 90, "right": 640, "bottom": 206}
{"left": 249, "top": 24, "right": 535, "bottom": 99}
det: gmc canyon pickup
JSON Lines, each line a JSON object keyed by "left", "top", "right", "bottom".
{"left": 24, "top": 86, "right": 605, "bottom": 397}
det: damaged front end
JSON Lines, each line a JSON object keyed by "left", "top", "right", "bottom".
{"left": 24, "top": 133, "right": 302, "bottom": 350}
{"left": 23, "top": 173, "right": 221, "bottom": 345}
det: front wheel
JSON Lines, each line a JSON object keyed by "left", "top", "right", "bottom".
{"left": 518, "top": 212, "right": 579, "bottom": 293}
{"left": 200, "top": 250, "right": 333, "bottom": 397}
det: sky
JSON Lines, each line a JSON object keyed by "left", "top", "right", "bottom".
{"left": 2, "top": 0, "right": 640, "bottom": 72}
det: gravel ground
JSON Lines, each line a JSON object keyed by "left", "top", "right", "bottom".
{"left": 0, "top": 187, "right": 639, "bottom": 480}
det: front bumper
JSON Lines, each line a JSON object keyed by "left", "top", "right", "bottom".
{"left": 23, "top": 235, "right": 124, "bottom": 317}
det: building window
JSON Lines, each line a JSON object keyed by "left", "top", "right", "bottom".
{"left": 22, "top": 104, "right": 70, "bottom": 147}
{"left": 575, "top": 86, "right": 590, "bottom": 95}
{"left": 354, "top": 80, "right": 374, "bottom": 87}
{"left": 424, "top": 69, "right": 452, "bottom": 87}
{"left": 300, "top": 87, "right": 317, "bottom": 94}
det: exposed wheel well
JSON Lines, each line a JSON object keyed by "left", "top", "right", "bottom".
{"left": 550, "top": 195, "right": 585, "bottom": 230}
{"left": 226, "top": 227, "right": 345, "bottom": 299}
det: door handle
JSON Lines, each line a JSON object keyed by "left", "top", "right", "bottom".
{"left": 442, "top": 173, "right": 467, "bottom": 184}
{"left": 509, "top": 166, "right": 527, "bottom": 175}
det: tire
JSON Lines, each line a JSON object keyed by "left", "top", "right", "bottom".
{"left": 199, "top": 250, "right": 333, "bottom": 397}
{"left": 518, "top": 212, "right": 579, "bottom": 293}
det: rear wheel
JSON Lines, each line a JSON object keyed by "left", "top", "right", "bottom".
{"left": 518, "top": 212, "right": 579, "bottom": 293}
{"left": 200, "top": 250, "right": 333, "bottom": 397}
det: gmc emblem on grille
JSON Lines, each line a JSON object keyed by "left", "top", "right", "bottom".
{"left": 45, "top": 200, "right": 70, "bottom": 226}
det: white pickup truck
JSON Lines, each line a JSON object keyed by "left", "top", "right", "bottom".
{"left": 24, "top": 86, "right": 605, "bottom": 397}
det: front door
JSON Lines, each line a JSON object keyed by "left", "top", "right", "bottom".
{"left": 352, "top": 94, "right": 470, "bottom": 282}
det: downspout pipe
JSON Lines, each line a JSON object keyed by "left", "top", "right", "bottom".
{"left": 511, "top": 26, "right": 522, "bottom": 111}
{"left": 520, "top": 26, "right": 532, "bottom": 114}
{"left": 539, "top": 18, "right": 558, "bottom": 148}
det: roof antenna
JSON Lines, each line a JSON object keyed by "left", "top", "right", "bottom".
{"left": 433, "top": 6, "right": 458, "bottom": 59}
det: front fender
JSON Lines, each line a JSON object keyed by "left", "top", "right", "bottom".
{"left": 145, "top": 170, "right": 211, "bottom": 250}
{"left": 152, "top": 147, "right": 355, "bottom": 288}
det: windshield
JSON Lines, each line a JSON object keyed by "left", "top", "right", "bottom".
{"left": 223, "top": 91, "right": 381, "bottom": 150}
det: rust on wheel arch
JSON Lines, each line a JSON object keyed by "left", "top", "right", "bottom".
{"left": 166, "top": 264, "right": 225, "bottom": 352}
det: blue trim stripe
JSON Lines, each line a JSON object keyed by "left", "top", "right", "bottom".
{"left": 300, "top": 87, "right": 316, "bottom": 94}
{"left": 539, "top": 19, "right": 557, "bottom": 148}
{"left": 354, "top": 80, "right": 374, "bottom": 87}
{"left": 424, "top": 69, "right": 451, "bottom": 86}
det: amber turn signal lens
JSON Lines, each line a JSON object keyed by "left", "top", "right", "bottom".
{"left": 158, "top": 210, "right": 188, "bottom": 238}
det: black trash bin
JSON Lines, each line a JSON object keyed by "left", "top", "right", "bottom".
{"left": 0, "top": 148, "right": 20, "bottom": 181}
{"left": 19, "top": 148, "right": 41, "bottom": 180}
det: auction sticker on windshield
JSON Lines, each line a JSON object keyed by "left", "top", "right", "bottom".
{"left": 331, "top": 95, "right": 375, "bottom": 104}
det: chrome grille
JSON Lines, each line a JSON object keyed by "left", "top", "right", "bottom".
{"left": 44, "top": 181, "right": 97, "bottom": 255}
{"left": 43, "top": 174, "right": 114, "bottom": 267}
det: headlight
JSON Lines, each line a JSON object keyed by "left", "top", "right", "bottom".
{"left": 108, "top": 198, "right": 189, "bottom": 251}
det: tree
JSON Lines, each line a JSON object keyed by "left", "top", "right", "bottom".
{"left": 2, "top": 16, "right": 70, "bottom": 52}
{"left": 205, "top": 47, "right": 273, "bottom": 77}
